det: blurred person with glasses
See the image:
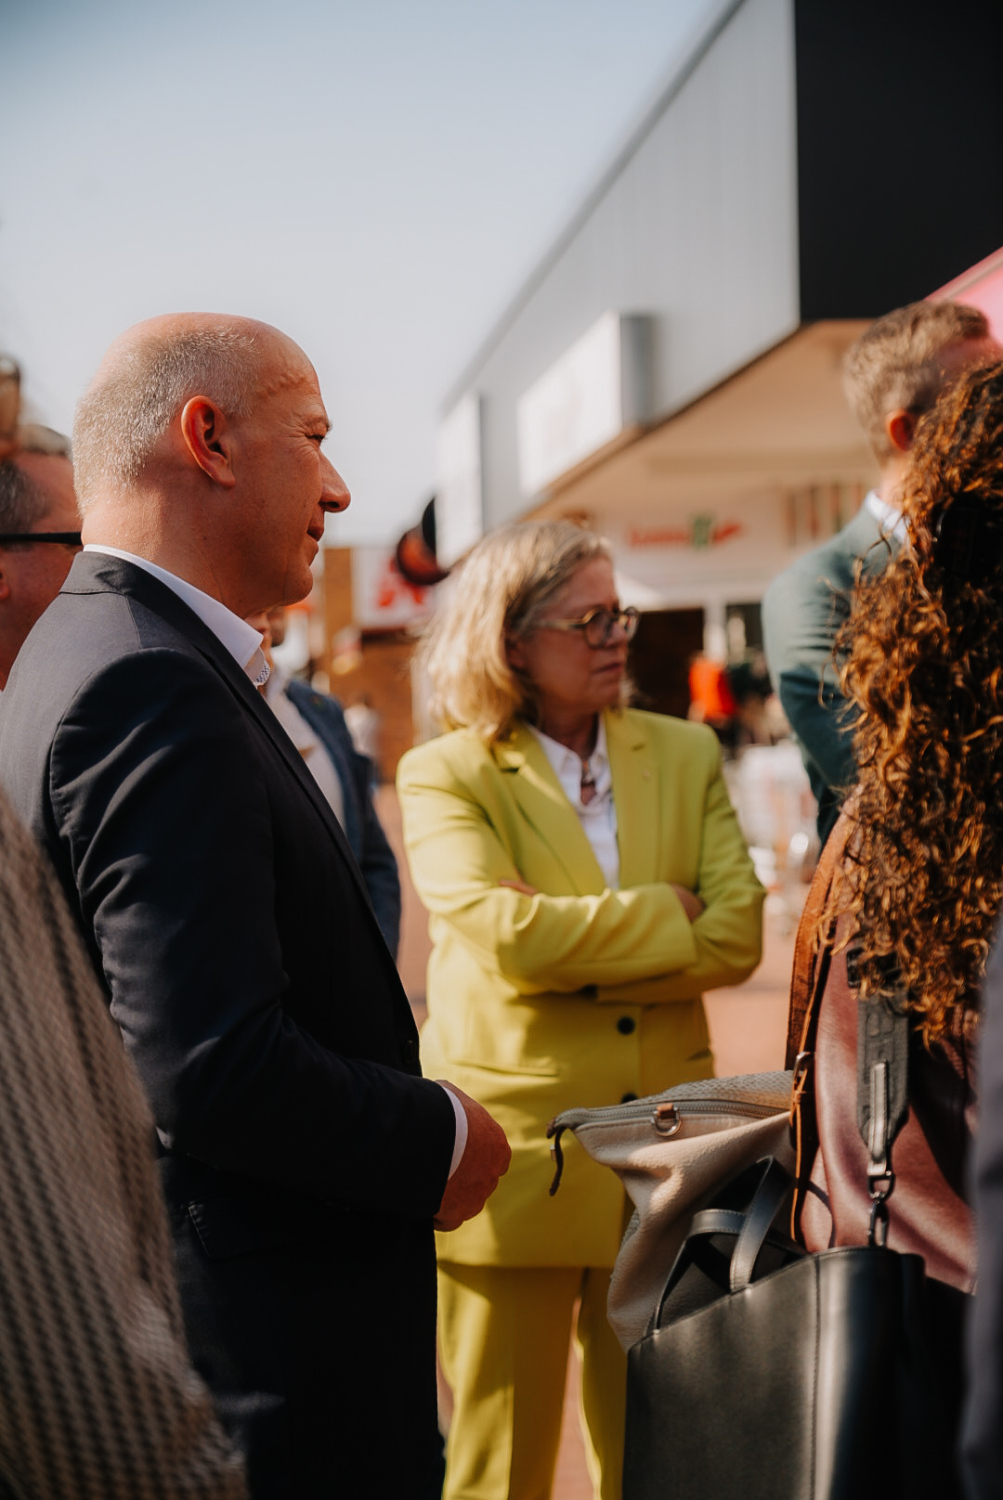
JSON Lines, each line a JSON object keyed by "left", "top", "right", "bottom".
{"left": 0, "top": 421, "right": 81, "bottom": 690}
{"left": 398, "top": 520, "right": 763, "bottom": 1500}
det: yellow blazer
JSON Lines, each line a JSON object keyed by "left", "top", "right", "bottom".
{"left": 397, "top": 708, "right": 764, "bottom": 1267}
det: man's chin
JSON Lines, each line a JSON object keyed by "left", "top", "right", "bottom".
{"left": 280, "top": 569, "right": 315, "bottom": 608}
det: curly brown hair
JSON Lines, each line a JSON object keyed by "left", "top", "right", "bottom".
{"left": 834, "top": 359, "right": 1003, "bottom": 1041}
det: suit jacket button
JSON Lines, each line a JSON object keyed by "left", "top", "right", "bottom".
{"left": 616, "top": 1016, "right": 636, "bottom": 1036}
{"left": 621, "top": 1091, "right": 639, "bottom": 1103}
{"left": 401, "top": 1038, "right": 419, "bottom": 1065}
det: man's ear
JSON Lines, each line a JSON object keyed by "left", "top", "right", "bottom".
{"left": 885, "top": 408, "right": 917, "bottom": 456}
{"left": 179, "top": 397, "right": 238, "bottom": 488}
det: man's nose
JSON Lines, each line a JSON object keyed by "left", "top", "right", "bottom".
{"left": 321, "top": 456, "right": 351, "bottom": 513}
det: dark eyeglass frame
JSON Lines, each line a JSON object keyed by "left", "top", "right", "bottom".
{"left": 0, "top": 532, "right": 82, "bottom": 546}
{"left": 538, "top": 605, "right": 639, "bottom": 649}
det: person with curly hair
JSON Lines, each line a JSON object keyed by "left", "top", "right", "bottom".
{"left": 798, "top": 357, "right": 1003, "bottom": 1292}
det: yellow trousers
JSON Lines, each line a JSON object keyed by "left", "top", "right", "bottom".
{"left": 437, "top": 1262, "right": 626, "bottom": 1500}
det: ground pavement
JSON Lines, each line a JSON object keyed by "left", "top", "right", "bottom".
{"left": 376, "top": 786, "right": 797, "bottom": 1500}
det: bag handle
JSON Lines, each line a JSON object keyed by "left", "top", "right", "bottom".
{"left": 652, "top": 1159, "right": 800, "bottom": 1328}
{"left": 723, "top": 1157, "right": 796, "bottom": 1292}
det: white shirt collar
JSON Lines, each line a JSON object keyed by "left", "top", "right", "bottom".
{"left": 83, "top": 544, "right": 270, "bottom": 687}
{"left": 529, "top": 715, "right": 610, "bottom": 784}
{"left": 864, "top": 490, "right": 908, "bottom": 544}
{"left": 263, "top": 661, "right": 290, "bottom": 704}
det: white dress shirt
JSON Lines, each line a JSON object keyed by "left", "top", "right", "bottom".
{"left": 864, "top": 489, "right": 908, "bottom": 544}
{"left": 529, "top": 717, "right": 620, "bottom": 889}
{"left": 264, "top": 666, "right": 346, "bottom": 829}
{"left": 82, "top": 545, "right": 467, "bottom": 1178}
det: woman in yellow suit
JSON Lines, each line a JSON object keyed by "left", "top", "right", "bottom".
{"left": 398, "top": 521, "right": 763, "bottom": 1500}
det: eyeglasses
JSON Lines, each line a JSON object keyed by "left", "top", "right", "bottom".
{"left": 538, "top": 605, "right": 639, "bottom": 649}
{"left": 0, "top": 532, "right": 82, "bottom": 546}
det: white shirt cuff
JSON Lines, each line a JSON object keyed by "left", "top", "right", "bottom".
{"left": 438, "top": 1083, "right": 469, "bottom": 1179}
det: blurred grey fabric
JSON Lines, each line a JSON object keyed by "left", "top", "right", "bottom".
{"left": 0, "top": 788, "right": 246, "bottom": 1500}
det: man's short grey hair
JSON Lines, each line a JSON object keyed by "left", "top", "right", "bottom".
{"left": 72, "top": 326, "right": 258, "bottom": 509}
{"left": 0, "top": 426, "right": 73, "bottom": 534}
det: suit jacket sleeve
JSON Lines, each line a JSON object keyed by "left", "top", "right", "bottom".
{"left": 49, "top": 650, "right": 453, "bottom": 1218}
{"left": 397, "top": 729, "right": 761, "bottom": 998}
{"left": 618, "top": 735, "right": 763, "bottom": 1001}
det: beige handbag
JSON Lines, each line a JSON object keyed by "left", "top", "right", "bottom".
{"left": 548, "top": 1072, "right": 795, "bottom": 1349}
{"left": 547, "top": 824, "right": 843, "bottom": 1352}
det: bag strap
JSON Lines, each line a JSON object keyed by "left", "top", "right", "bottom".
{"left": 786, "top": 815, "right": 851, "bottom": 1235}
{"left": 783, "top": 803, "right": 912, "bottom": 1247}
{"left": 856, "top": 983, "right": 910, "bottom": 1247}
{"left": 785, "top": 815, "right": 849, "bottom": 1070}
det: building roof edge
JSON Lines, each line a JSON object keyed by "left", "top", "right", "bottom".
{"left": 439, "top": 0, "right": 748, "bottom": 415}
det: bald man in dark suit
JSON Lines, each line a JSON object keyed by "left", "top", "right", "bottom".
{"left": 0, "top": 314, "right": 509, "bottom": 1498}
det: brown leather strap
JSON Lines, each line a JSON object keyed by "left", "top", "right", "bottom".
{"left": 784, "top": 814, "right": 851, "bottom": 1069}
{"left": 786, "top": 812, "right": 853, "bottom": 1237}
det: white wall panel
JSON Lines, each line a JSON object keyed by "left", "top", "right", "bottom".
{"left": 442, "top": 0, "right": 799, "bottom": 530}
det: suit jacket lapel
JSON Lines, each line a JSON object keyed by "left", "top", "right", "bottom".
{"left": 72, "top": 556, "right": 370, "bottom": 901}
{"left": 494, "top": 723, "right": 606, "bottom": 895}
{"left": 605, "top": 710, "right": 659, "bottom": 889}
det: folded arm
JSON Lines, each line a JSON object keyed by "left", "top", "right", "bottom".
{"left": 398, "top": 737, "right": 762, "bottom": 998}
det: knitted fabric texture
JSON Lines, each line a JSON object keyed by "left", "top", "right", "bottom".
{"left": 0, "top": 791, "right": 246, "bottom": 1499}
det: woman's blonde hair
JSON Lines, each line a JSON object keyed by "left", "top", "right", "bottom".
{"left": 418, "top": 520, "right": 615, "bottom": 741}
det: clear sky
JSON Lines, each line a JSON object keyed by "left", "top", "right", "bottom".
{"left": 1, "top": 0, "right": 714, "bottom": 545}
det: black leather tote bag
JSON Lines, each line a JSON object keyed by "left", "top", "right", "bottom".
{"left": 623, "top": 1157, "right": 966, "bottom": 1500}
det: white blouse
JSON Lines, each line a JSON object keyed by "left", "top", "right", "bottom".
{"left": 528, "top": 717, "right": 620, "bottom": 890}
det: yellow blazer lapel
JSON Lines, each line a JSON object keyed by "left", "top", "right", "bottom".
{"left": 606, "top": 709, "right": 660, "bottom": 888}
{"left": 494, "top": 724, "right": 606, "bottom": 895}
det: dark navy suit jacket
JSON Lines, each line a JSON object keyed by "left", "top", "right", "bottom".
{"left": 284, "top": 677, "right": 401, "bottom": 957}
{"left": 0, "top": 553, "right": 454, "bottom": 1498}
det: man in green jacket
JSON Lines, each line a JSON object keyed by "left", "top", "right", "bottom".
{"left": 763, "top": 300, "right": 999, "bottom": 844}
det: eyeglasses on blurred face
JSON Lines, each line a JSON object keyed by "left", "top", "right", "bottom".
{"left": 538, "top": 605, "right": 639, "bottom": 649}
